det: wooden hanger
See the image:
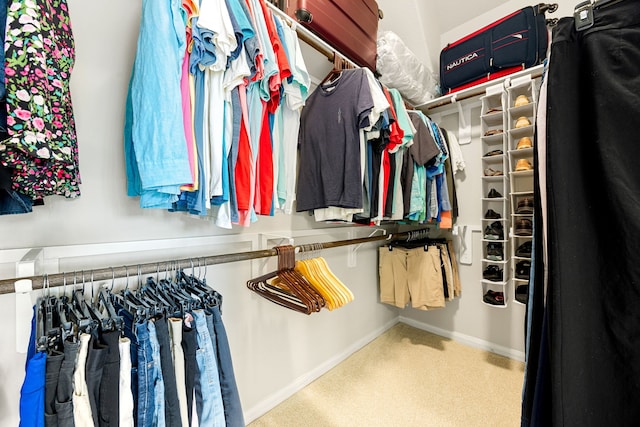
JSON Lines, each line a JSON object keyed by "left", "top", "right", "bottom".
{"left": 279, "top": 245, "right": 325, "bottom": 312}
{"left": 247, "top": 245, "right": 325, "bottom": 314}
{"left": 320, "top": 53, "right": 348, "bottom": 86}
{"left": 295, "top": 244, "right": 353, "bottom": 310}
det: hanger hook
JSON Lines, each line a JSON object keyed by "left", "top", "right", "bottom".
{"left": 110, "top": 267, "right": 115, "bottom": 292}
{"left": 90, "top": 270, "right": 95, "bottom": 302}
{"left": 62, "top": 272, "right": 67, "bottom": 296}
{"left": 42, "top": 273, "right": 49, "bottom": 297}
{"left": 137, "top": 265, "right": 142, "bottom": 288}
{"left": 124, "top": 266, "right": 130, "bottom": 292}
{"left": 81, "top": 270, "right": 86, "bottom": 295}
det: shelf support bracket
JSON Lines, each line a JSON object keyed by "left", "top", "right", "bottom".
{"left": 348, "top": 228, "right": 387, "bottom": 267}
{"left": 15, "top": 248, "right": 43, "bottom": 353}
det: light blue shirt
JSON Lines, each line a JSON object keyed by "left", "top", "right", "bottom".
{"left": 124, "top": 0, "right": 192, "bottom": 208}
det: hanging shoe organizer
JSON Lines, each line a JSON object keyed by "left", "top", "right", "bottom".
{"left": 507, "top": 76, "right": 538, "bottom": 305}
{"left": 480, "top": 83, "right": 510, "bottom": 308}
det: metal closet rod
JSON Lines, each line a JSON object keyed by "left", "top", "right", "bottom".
{"left": 418, "top": 65, "right": 545, "bottom": 110}
{"left": 0, "top": 230, "right": 433, "bottom": 295}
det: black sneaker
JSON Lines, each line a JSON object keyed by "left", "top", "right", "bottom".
{"left": 483, "top": 290, "right": 505, "bottom": 305}
{"left": 515, "top": 260, "right": 532, "bottom": 280}
{"left": 483, "top": 265, "right": 503, "bottom": 282}
{"left": 486, "top": 242, "right": 504, "bottom": 261}
{"left": 515, "top": 285, "right": 528, "bottom": 304}
{"left": 483, "top": 221, "right": 504, "bottom": 240}
{"left": 484, "top": 209, "right": 501, "bottom": 219}
{"left": 487, "top": 188, "right": 503, "bottom": 198}
{"left": 515, "top": 241, "right": 532, "bottom": 258}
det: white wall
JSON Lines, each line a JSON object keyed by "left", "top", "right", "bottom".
{"left": 377, "top": 0, "right": 441, "bottom": 73}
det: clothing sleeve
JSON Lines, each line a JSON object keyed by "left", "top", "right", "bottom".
{"left": 362, "top": 69, "right": 390, "bottom": 131}
{"left": 408, "top": 112, "right": 440, "bottom": 166}
{"left": 356, "top": 71, "right": 375, "bottom": 130}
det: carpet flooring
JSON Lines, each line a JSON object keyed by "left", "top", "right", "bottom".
{"left": 248, "top": 322, "right": 525, "bottom": 427}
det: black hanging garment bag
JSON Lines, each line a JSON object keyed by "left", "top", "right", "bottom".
{"left": 439, "top": 4, "right": 557, "bottom": 93}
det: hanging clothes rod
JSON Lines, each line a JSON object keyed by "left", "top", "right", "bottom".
{"left": 0, "top": 229, "right": 437, "bottom": 295}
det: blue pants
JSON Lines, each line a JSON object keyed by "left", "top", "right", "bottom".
{"left": 192, "top": 310, "right": 225, "bottom": 427}
{"left": 209, "top": 305, "right": 245, "bottom": 427}
{"left": 20, "top": 351, "right": 47, "bottom": 427}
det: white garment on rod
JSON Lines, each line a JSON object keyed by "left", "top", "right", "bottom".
{"left": 73, "top": 333, "right": 94, "bottom": 427}
{"left": 119, "top": 337, "right": 135, "bottom": 427}
{"left": 168, "top": 317, "right": 190, "bottom": 427}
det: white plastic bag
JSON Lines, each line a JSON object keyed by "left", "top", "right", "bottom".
{"left": 376, "top": 30, "right": 440, "bottom": 105}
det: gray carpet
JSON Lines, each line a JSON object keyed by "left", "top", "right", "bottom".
{"left": 249, "top": 322, "right": 524, "bottom": 426}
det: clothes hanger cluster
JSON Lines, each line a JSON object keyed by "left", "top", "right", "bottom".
{"left": 247, "top": 245, "right": 324, "bottom": 314}
{"left": 320, "top": 53, "right": 357, "bottom": 86}
{"left": 387, "top": 228, "right": 446, "bottom": 251}
{"left": 34, "top": 271, "right": 123, "bottom": 353}
{"left": 112, "top": 261, "right": 222, "bottom": 328}
{"left": 33, "top": 260, "right": 221, "bottom": 353}
{"left": 247, "top": 245, "right": 353, "bottom": 314}
{"left": 294, "top": 244, "right": 354, "bottom": 310}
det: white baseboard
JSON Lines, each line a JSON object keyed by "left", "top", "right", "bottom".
{"left": 398, "top": 316, "right": 526, "bottom": 362}
{"left": 243, "top": 317, "right": 400, "bottom": 424}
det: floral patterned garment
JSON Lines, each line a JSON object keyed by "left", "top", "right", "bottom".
{"left": 0, "top": 0, "right": 80, "bottom": 199}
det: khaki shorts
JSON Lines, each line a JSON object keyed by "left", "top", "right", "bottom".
{"left": 379, "top": 245, "right": 445, "bottom": 309}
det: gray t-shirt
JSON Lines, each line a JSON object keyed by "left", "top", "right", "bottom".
{"left": 402, "top": 112, "right": 441, "bottom": 216}
{"left": 296, "top": 69, "right": 374, "bottom": 211}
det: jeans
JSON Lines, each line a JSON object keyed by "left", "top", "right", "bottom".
{"left": 204, "top": 310, "right": 218, "bottom": 357}
{"left": 210, "top": 305, "right": 245, "bottom": 427}
{"left": 136, "top": 322, "right": 156, "bottom": 427}
{"left": 0, "top": 164, "right": 33, "bottom": 215}
{"left": 154, "top": 316, "right": 181, "bottom": 427}
{"left": 192, "top": 310, "right": 225, "bottom": 427}
{"left": 147, "top": 320, "right": 166, "bottom": 427}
